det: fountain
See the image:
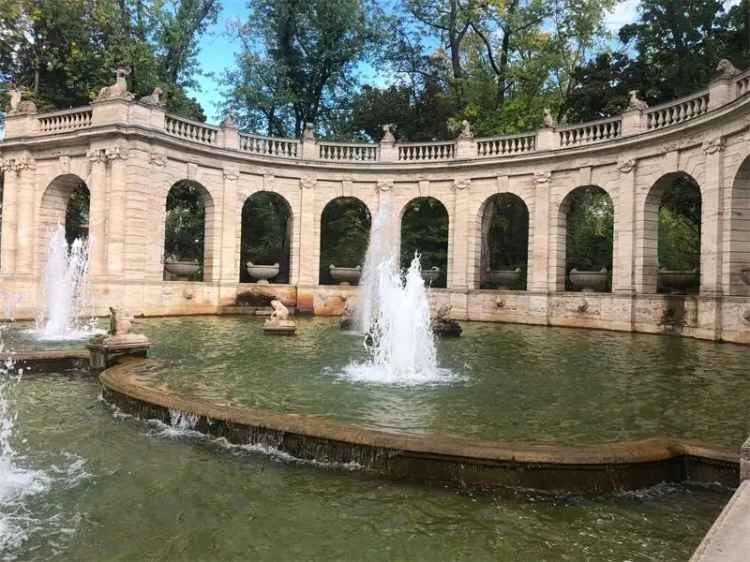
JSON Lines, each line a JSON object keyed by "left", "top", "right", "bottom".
{"left": 34, "top": 225, "right": 99, "bottom": 341}
{"left": 344, "top": 202, "right": 451, "bottom": 385}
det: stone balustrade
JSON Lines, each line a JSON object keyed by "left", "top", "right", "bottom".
{"left": 646, "top": 91, "right": 710, "bottom": 131}
{"left": 8, "top": 65, "right": 750, "bottom": 163}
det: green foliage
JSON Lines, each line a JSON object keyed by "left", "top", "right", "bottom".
{"left": 400, "top": 197, "right": 449, "bottom": 287}
{"left": 223, "top": 0, "right": 384, "bottom": 137}
{"left": 0, "top": 0, "right": 218, "bottom": 121}
{"left": 65, "top": 182, "right": 90, "bottom": 245}
{"left": 240, "top": 192, "right": 291, "bottom": 282}
{"left": 564, "top": 186, "right": 613, "bottom": 289}
{"left": 164, "top": 180, "right": 205, "bottom": 264}
{"left": 319, "top": 198, "right": 371, "bottom": 284}
{"left": 658, "top": 178, "right": 702, "bottom": 272}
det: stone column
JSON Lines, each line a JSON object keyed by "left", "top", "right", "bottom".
{"left": 613, "top": 159, "right": 637, "bottom": 293}
{"left": 105, "top": 145, "right": 128, "bottom": 274}
{"left": 87, "top": 149, "right": 107, "bottom": 276}
{"left": 528, "top": 171, "right": 552, "bottom": 292}
{"left": 449, "top": 179, "right": 471, "bottom": 290}
{"left": 219, "top": 167, "right": 239, "bottom": 283}
{"left": 1, "top": 160, "right": 18, "bottom": 275}
{"left": 296, "top": 175, "right": 317, "bottom": 312}
{"left": 14, "top": 157, "right": 36, "bottom": 275}
{"left": 700, "top": 137, "right": 726, "bottom": 296}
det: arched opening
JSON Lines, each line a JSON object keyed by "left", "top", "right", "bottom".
{"left": 400, "top": 197, "right": 449, "bottom": 288}
{"left": 646, "top": 173, "right": 702, "bottom": 294}
{"left": 561, "top": 185, "right": 614, "bottom": 292}
{"left": 479, "top": 193, "right": 529, "bottom": 289}
{"left": 728, "top": 157, "right": 750, "bottom": 296}
{"left": 38, "top": 174, "right": 91, "bottom": 266}
{"left": 240, "top": 191, "right": 292, "bottom": 284}
{"left": 319, "top": 197, "right": 371, "bottom": 285}
{"left": 163, "top": 180, "right": 210, "bottom": 282}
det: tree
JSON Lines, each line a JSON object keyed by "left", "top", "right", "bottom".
{"left": 223, "top": 0, "right": 383, "bottom": 137}
{"left": 0, "top": 0, "right": 219, "bottom": 121}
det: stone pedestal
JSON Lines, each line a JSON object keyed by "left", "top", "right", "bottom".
{"left": 87, "top": 334, "right": 151, "bottom": 372}
{"left": 263, "top": 320, "right": 297, "bottom": 335}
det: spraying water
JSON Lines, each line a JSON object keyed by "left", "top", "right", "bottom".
{"left": 34, "top": 225, "right": 99, "bottom": 341}
{"left": 344, "top": 202, "right": 451, "bottom": 385}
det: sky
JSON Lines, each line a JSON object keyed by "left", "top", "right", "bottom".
{"left": 190, "top": 0, "right": 743, "bottom": 122}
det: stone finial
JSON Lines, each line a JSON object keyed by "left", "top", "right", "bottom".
{"left": 627, "top": 90, "right": 649, "bottom": 111}
{"left": 302, "top": 122, "right": 316, "bottom": 142}
{"left": 715, "top": 59, "right": 740, "bottom": 80}
{"left": 139, "top": 87, "right": 166, "bottom": 106}
{"left": 6, "top": 88, "right": 37, "bottom": 115}
{"left": 381, "top": 124, "right": 395, "bottom": 143}
{"left": 458, "top": 120, "right": 473, "bottom": 140}
{"left": 95, "top": 66, "right": 134, "bottom": 101}
{"left": 543, "top": 108, "right": 557, "bottom": 128}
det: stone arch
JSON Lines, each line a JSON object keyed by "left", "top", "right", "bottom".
{"left": 400, "top": 196, "right": 449, "bottom": 288}
{"left": 477, "top": 192, "right": 530, "bottom": 289}
{"left": 726, "top": 156, "right": 750, "bottom": 296}
{"left": 239, "top": 190, "right": 294, "bottom": 284}
{"left": 37, "top": 174, "right": 91, "bottom": 272}
{"left": 162, "top": 179, "right": 215, "bottom": 282}
{"left": 318, "top": 196, "right": 371, "bottom": 285}
{"left": 639, "top": 172, "right": 702, "bottom": 294}
{"left": 557, "top": 185, "right": 614, "bottom": 292}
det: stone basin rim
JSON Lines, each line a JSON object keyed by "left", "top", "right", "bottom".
{"left": 99, "top": 356, "right": 739, "bottom": 468}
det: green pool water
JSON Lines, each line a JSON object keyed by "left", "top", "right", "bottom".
{"left": 2, "top": 372, "right": 733, "bottom": 561}
{"left": 119, "top": 316, "right": 750, "bottom": 448}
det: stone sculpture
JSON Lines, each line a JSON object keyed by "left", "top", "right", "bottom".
{"left": 543, "top": 108, "right": 557, "bottom": 128}
{"left": 109, "top": 306, "right": 134, "bottom": 336}
{"left": 7, "top": 88, "right": 37, "bottom": 114}
{"left": 716, "top": 59, "right": 741, "bottom": 80}
{"left": 458, "top": 120, "right": 473, "bottom": 140}
{"left": 381, "top": 124, "right": 395, "bottom": 143}
{"left": 264, "top": 299, "right": 296, "bottom": 335}
{"left": 339, "top": 297, "right": 356, "bottom": 330}
{"left": 432, "top": 304, "right": 462, "bottom": 337}
{"left": 96, "top": 67, "right": 134, "bottom": 101}
{"left": 139, "top": 87, "right": 165, "bottom": 106}
{"left": 87, "top": 306, "right": 150, "bottom": 371}
{"left": 627, "top": 90, "right": 649, "bottom": 111}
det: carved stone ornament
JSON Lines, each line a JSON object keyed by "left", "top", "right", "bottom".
{"left": 457, "top": 120, "right": 473, "bottom": 140}
{"left": 377, "top": 179, "right": 393, "bottom": 192}
{"left": 149, "top": 152, "right": 167, "bottom": 167}
{"left": 6, "top": 88, "right": 37, "bottom": 115}
{"left": 223, "top": 168, "right": 239, "bottom": 181}
{"left": 618, "top": 159, "right": 637, "bottom": 174}
{"left": 221, "top": 111, "right": 237, "bottom": 129}
{"left": 86, "top": 148, "right": 106, "bottom": 163}
{"left": 453, "top": 178, "right": 471, "bottom": 191}
{"left": 534, "top": 171, "right": 552, "bottom": 185}
{"left": 661, "top": 142, "right": 679, "bottom": 154}
{"left": 9, "top": 156, "right": 35, "bottom": 174}
{"left": 742, "top": 308, "right": 750, "bottom": 325}
{"left": 627, "top": 90, "right": 649, "bottom": 111}
{"left": 300, "top": 176, "right": 316, "bottom": 190}
{"left": 302, "top": 122, "right": 316, "bottom": 142}
{"left": 105, "top": 145, "right": 128, "bottom": 161}
{"left": 59, "top": 155, "right": 71, "bottom": 174}
{"left": 543, "top": 108, "right": 557, "bottom": 128}
{"left": 139, "top": 87, "right": 165, "bottom": 106}
{"left": 702, "top": 137, "right": 725, "bottom": 155}
{"left": 381, "top": 124, "right": 396, "bottom": 144}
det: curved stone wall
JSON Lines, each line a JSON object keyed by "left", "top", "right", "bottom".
{"left": 1, "top": 69, "right": 750, "bottom": 342}
{"left": 100, "top": 357, "right": 739, "bottom": 493}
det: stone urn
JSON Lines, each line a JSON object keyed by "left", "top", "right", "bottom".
{"left": 741, "top": 268, "right": 750, "bottom": 286}
{"left": 329, "top": 265, "right": 361, "bottom": 286}
{"left": 569, "top": 268, "right": 608, "bottom": 292}
{"left": 421, "top": 267, "right": 441, "bottom": 284}
{"left": 246, "top": 262, "right": 280, "bottom": 284}
{"left": 164, "top": 260, "right": 200, "bottom": 280}
{"left": 658, "top": 268, "right": 699, "bottom": 294}
{"left": 487, "top": 268, "right": 521, "bottom": 289}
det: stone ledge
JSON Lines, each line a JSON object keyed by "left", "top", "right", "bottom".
{"left": 691, "top": 480, "right": 750, "bottom": 562}
{"left": 0, "top": 350, "right": 89, "bottom": 373}
{"left": 100, "top": 357, "right": 740, "bottom": 494}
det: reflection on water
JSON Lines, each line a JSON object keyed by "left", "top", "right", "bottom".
{"left": 108, "top": 316, "right": 750, "bottom": 447}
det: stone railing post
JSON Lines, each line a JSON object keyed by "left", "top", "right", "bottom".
{"left": 535, "top": 127, "right": 558, "bottom": 151}
{"left": 219, "top": 114, "right": 239, "bottom": 150}
{"left": 620, "top": 108, "right": 646, "bottom": 136}
{"left": 91, "top": 97, "right": 132, "bottom": 127}
{"left": 379, "top": 125, "right": 398, "bottom": 162}
{"left": 300, "top": 122, "right": 317, "bottom": 160}
{"left": 3, "top": 112, "right": 39, "bottom": 138}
